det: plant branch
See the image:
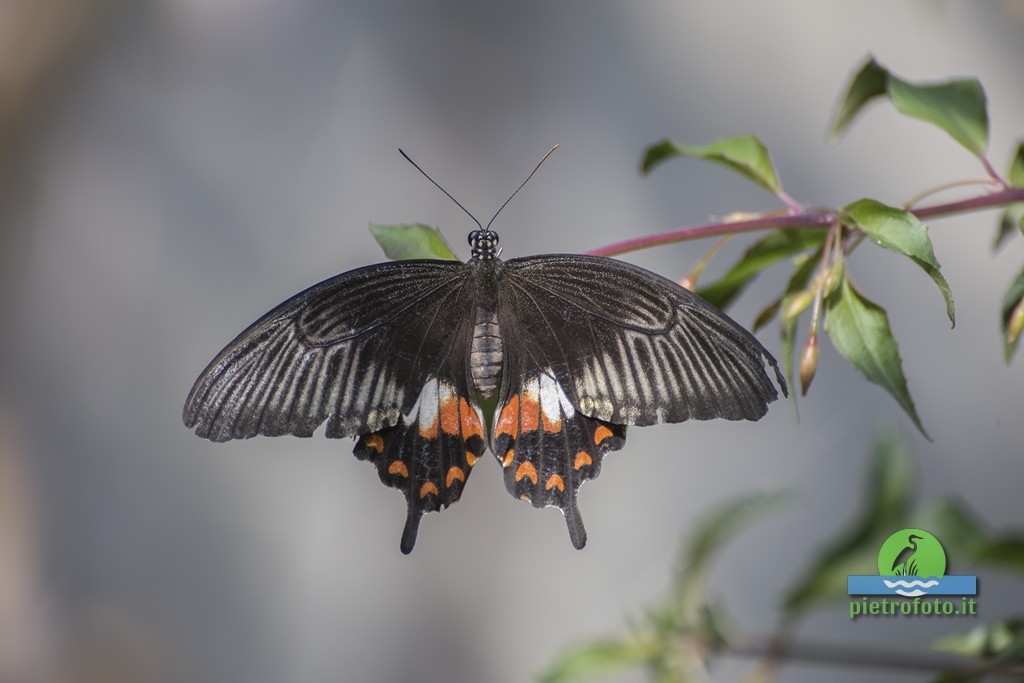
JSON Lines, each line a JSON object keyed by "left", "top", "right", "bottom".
{"left": 587, "top": 187, "right": 1024, "bottom": 258}
{"left": 912, "top": 186, "right": 1024, "bottom": 219}
{"left": 722, "top": 634, "right": 1024, "bottom": 677}
{"left": 586, "top": 211, "right": 833, "bottom": 257}
{"left": 775, "top": 189, "right": 806, "bottom": 213}
{"left": 980, "top": 154, "right": 1009, "bottom": 188}
{"left": 903, "top": 178, "right": 1001, "bottom": 210}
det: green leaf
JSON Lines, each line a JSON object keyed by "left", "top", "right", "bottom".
{"left": 784, "top": 428, "right": 915, "bottom": 613}
{"left": 977, "top": 538, "right": 1024, "bottom": 574}
{"left": 830, "top": 57, "right": 990, "bottom": 157}
{"left": 537, "top": 636, "right": 660, "bottom": 683}
{"left": 674, "top": 492, "right": 790, "bottom": 619}
{"left": 845, "top": 199, "right": 955, "bottom": 326}
{"left": 929, "top": 673, "right": 982, "bottom": 683}
{"left": 695, "top": 230, "right": 826, "bottom": 309}
{"left": 368, "top": 223, "right": 460, "bottom": 261}
{"left": 997, "top": 143, "right": 1024, "bottom": 249}
{"left": 887, "top": 73, "right": 989, "bottom": 157}
{"left": 918, "top": 498, "right": 1024, "bottom": 575}
{"left": 751, "top": 296, "right": 782, "bottom": 333}
{"left": 1009, "top": 141, "right": 1024, "bottom": 187}
{"left": 825, "top": 276, "right": 929, "bottom": 438}
{"left": 1001, "top": 266, "right": 1024, "bottom": 363}
{"left": 831, "top": 56, "right": 891, "bottom": 139}
{"left": 916, "top": 498, "right": 987, "bottom": 559}
{"left": 641, "top": 135, "right": 783, "bottom": 195}
{"left": 993, "top": 204, "right": 1024, "bottom": 251}
{"left": 933, "top": 620, "right": 1024, "bottom": 660}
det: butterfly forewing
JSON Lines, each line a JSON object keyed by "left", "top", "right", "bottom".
{"left": 183, "top": 260, "right": 472, "bottom": 442}
{"left": 497, "top": 255, "right": 786, "bottom": 426}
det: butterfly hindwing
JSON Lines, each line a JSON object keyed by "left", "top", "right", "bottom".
{"left": 491, "top": 370, "right": 626, "bottom": 548}
{"left": 496, "top": 254, "right": 786, "bottom": 427}
{"left": 354, "top": 378, "right": 487, "bottom": 553}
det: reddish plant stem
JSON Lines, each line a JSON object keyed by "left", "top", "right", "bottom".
{"left": 980, "top": 155, "right": 1008, "bottom": 187}
{"left": 586, "top": 212, "right": 833, "bottom": 257}
{"left": 587, "top": 187, "right": 1024, "bottom": 257}
{"left": 911, "top": 186, "right": 1024, "bottom": 219}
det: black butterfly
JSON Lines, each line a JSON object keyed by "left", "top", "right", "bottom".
{"left": 183, "top": 153, "right": 787, "bottom": 553}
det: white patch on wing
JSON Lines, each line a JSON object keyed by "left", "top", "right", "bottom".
{"left": 528, "top": 372, "right": 575, "bottom": 423}
{"left": 402, "top": 377, "right": 456, "bottom": 425}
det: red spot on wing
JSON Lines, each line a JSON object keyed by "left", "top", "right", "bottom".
{"left": 418, "top": 415, "right": 438, "bottom": 439}
{"left": 388, "top": 460, "right": 408, "bottom": 477}
{"left": 366, "top": 434, "right": 384, "bottom": 452}
{"left": 574, "top": 451, "right": 592, "bottom": 470}
{"left": 515, "top": 461, "right": 538, "bottom": 484}
{"left": 496, "top": 395, "right": 519, "bottom": 437}
{"left": 594, "top": 425, "right": 614, "bottom": 444}
{"left": 520, "top": 393, "right": 540, "bottom": 431}
{"left": 439, "top": 394, "right": 460, "bottom": 436}
{"left": 545, "top": 474, "right": 565, "bottom": 492}
{"left": 542, "top": 414, "right": 561, "bottom": 433}
{"left": 419, "top": 482, "right": 439, "bottom": 498}
{"left": 459, "top": 397, "right": 483, "bottom": 438}
{"left": 446, "top": 466, "right": 465, "bottom": 487}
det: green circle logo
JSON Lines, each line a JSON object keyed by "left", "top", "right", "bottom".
{"left": 877, "top": 529, "right": 946, "bottom": 578}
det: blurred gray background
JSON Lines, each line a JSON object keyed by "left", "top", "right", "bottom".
{"left": 1, "top": 1, "right": 1023, "bottom": 682}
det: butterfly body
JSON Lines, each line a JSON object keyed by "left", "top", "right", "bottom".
{"left": 184, "top": 227, "right": 786, "bottom": 553}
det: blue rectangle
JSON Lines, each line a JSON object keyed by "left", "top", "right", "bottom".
{"left": 848, "top": 575, "right": 976, "bottom": 595}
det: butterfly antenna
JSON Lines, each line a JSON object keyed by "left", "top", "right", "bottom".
{"left": 485, "top": 144, "right": 559, "bottom": 231}
{"left": 399, "top": 149, "right": 482, "bottom": 231}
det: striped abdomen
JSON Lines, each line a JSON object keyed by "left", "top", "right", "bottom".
{"left": 470, "top": 309, "right": 502, "bottom": 398}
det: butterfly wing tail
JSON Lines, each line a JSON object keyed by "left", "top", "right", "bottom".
{"left": 493, "top": 373, "right": 626, "bottom": 549}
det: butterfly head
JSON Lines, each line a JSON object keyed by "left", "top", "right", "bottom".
{"left": 468, "top": 229, "right": 499, "bottom": 261}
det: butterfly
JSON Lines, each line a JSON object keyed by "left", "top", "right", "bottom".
{"left": 183, "top": 149, "right": 787, "bottom": 553}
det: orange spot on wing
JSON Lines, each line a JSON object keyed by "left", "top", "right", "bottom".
{"left": 388, "top": 460, "right": 409, "bottom": 477}
{"left": 574, "top": 451, "right": 592, "bottom": 470}
{"left": 459, "top": 398, "right": 483, "bottom": 438}
{"left": 594, "top": 425, "right": 614, "bottom": 444}
{"left": 419, "top": 482, "right": 439, "bottom": 498}
{"left": 545, "top": 474, "right": 565, "bottom": 492}
{"left": 502, "top": 449, "right": 514, "bottom": 468}
{"left": 439, "top": 394, "right": 460, "bottom": 436}
{"left": 466, "top": 451, "right": 479, "bottom": 467}
{"left": 418, "top": 415, "right": 438, "bottom": 439}
{"left": 520, "top": 392, "right": 540, "bottom": 431}
{"left": 446, "top": 466, "right": 465, "bottom": 487}
{"left": 365, "top": 434, "right": 384, "bottom": 452}
{"left": 515, "top": 461, "right": 538, "bottom": 485}
{"left": 542, "top": 414, "right": 561, "bottom": 433}
{"left": 496, "top": 395, "right": 519, "bottom": 437}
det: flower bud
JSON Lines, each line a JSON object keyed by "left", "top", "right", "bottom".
{"left": 799, "top": 333, "right": 819, "bottom": 396}
{"left": 823, "top": 262, "right": 844, "bottom": 297}
{"left": 783, "top": 289, "right": 814, "bottom": 322}
{"left": 1008, "top": 299, "right": 1024, "bottom": 346}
